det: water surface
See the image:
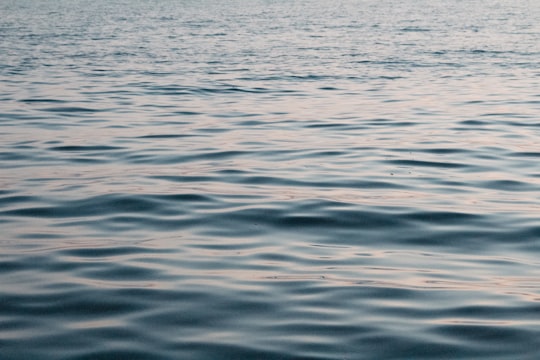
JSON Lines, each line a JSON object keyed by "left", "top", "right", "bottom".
{"left": 1, "top": 0, "right": 540, "bottom": 359}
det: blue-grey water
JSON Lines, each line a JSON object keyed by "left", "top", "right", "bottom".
{"left": 1, "top": 0, "right": 540, "bottom": 359}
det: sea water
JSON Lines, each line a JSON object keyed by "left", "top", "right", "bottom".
{"left": 1, "top": 0, "right": 540, "bottom": 359}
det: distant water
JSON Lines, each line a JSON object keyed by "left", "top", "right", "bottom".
{"left": 1, "top": 0, "right": 540, "bottom": 359}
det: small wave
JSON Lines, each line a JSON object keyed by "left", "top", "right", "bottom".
{"left": 385, "top": 159, "right": 469, "bottom": 169}
{"left": 49, "top": 145, "right": 125, "bottom": 152}
{"left": 39, "top": 106, "right": 103, "bottom": 113}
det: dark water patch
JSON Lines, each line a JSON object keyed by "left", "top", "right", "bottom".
{"left": 0, "top": 112, "right": 50, "bottom": 122}
{"left": 503, "top": 120, "right": 540, "bottom": 128}
{"left": 401, "top": 229, "right": 507, "bottom": 249}
{"left": 77, "top": 119, "right": 108, "bottom": 124}
{"left": 2, "top": 194, "right": 165, "bottom": 218}
{"left": 3, "top": 290, "right": 146, "bottom": 317}
{"left": 285, "top": 74, "right": 335, "bottom": 81}
{"left": 0, "top": 195, "right": 42, "bottom": 207}
{"left": 69, "top": 349, "right": 161, "bottom": 360}
{"left": 19, "top": 98, "right": 67, "bottom": 104}
{"left": 142, "top": 84, "right": 293, "bottom": 96}
{"left": 459, "top": 119, "right": 491, "bottom": 126}
{"left": 59, "top": 245, "right": 172, "bottom": 258}
{"left": 213, "top": 112, "right": 261, "bottom": 118}
{"left": 303, "top": 150, "right": 347, "bottom": 157}
{"left": 140, "top": 70, "right": 176, "bottom": 77}
{"left": 172, "top": 110, "right": 202, "bottom": 116}
{"left": 80, "top": 263, "right": 164, "bottom": 281}
{"left": 237, "top": 74, "right": 346, "bottom": 82}
{"left": 468, "top": 49, "right": 508, "bottom": 55}
{"left": 274, "top": 212, "right": 402, "bottom": 229}
{"left": 379, "top": 121, "right": 416, "bottom": 127}
{"left": 363, "top": 117, "right": 397, "bottom": 124}
{"left": 430, "top": 323, "right": 538, "bottom": 350}
{"left": 218, "top": 175, "right": 407, "bottom": 190}
{"left": 400, "top": 26, "right": 432, "bottom": 32}
{"left": 385, "top": 159, "right": 468, "bottom": 169}
{"left": 508, "top": 225, "right": 540, "bottom": 241}
{"left": 13, "top": 140, "right": 39, "bottom": 146}
{"left": 409, "top": 148, "right": 469, "bottom": 155}
{"left": 211, "top": 207, "right": 407, "bottom": 232}
{"left": 480, "top": 112, "right": 529, "bottom": 118}
{"left": 510, "top": 152, "right": 540, "bottom": 158}
{"left": 49, "top": 145, "right": 125, "bottom": 152}
{"left": 479, "top": 180, "right": 536, "bottom": 191}
{"left": 462, "top": 100, "right": 485, "bottom": 105}
{"left": 196, "top": 127, "right": 229, "bottom": 133}
{"left": 318, "top": 86, "right": 340, "bottom": 91}
{"left": 376, "top": 75, "right": 405, "bottom": 80}
{"left": 440, "top": 303, "right": 540, "bottom": 320}
{"left": 354, "top": 333, "right": 479, "bottom": 359}
{"left": 124, "top": 150, "right": 250, "bottom": 165}
{"left": 402, "top": 210, "right": 486, "bottom": 225}
{"left": 217, "top": 168, "right": 247, "bottom": 175}
{"left": 39, "top": 106, "right": 103, "bottom": 113}
{"left": 0, "top": 259, "right": 31, "bottom": 273}
{"left": 305, "top": 122, "right": 356, "bottom": 129}
{"left": 67, "top": 157, "right": 109, "bottom": 164}
{"left": 16, "top": 232, "right": 67, "bottom": 240}
{"left": 148, "top": 175, "right": 215, "bottom": 183}
{"left": 0, "top": 151, "right": 31, "bottom": 161}
{"left": 152, "top": 193, "right": 216, "bottom": 203}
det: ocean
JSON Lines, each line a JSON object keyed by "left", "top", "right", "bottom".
{"left": 1, "top": 0, "right": 539, "bottom": 359}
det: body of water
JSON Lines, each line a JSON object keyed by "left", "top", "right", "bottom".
{"left": 1, "top": 0, "right": 540, "bottom": 359}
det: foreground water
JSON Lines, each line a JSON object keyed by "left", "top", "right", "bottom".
{"left": 1, "top": 0, "right": 540, "bottom": 359}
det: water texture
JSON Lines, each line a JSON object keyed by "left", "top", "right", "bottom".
{"left": 1, "top": 0, "right": 540, "bottom": 359}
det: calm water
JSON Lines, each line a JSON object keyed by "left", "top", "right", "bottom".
{"left": 1, "top": 0, "right": 540, "bottom": 359}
